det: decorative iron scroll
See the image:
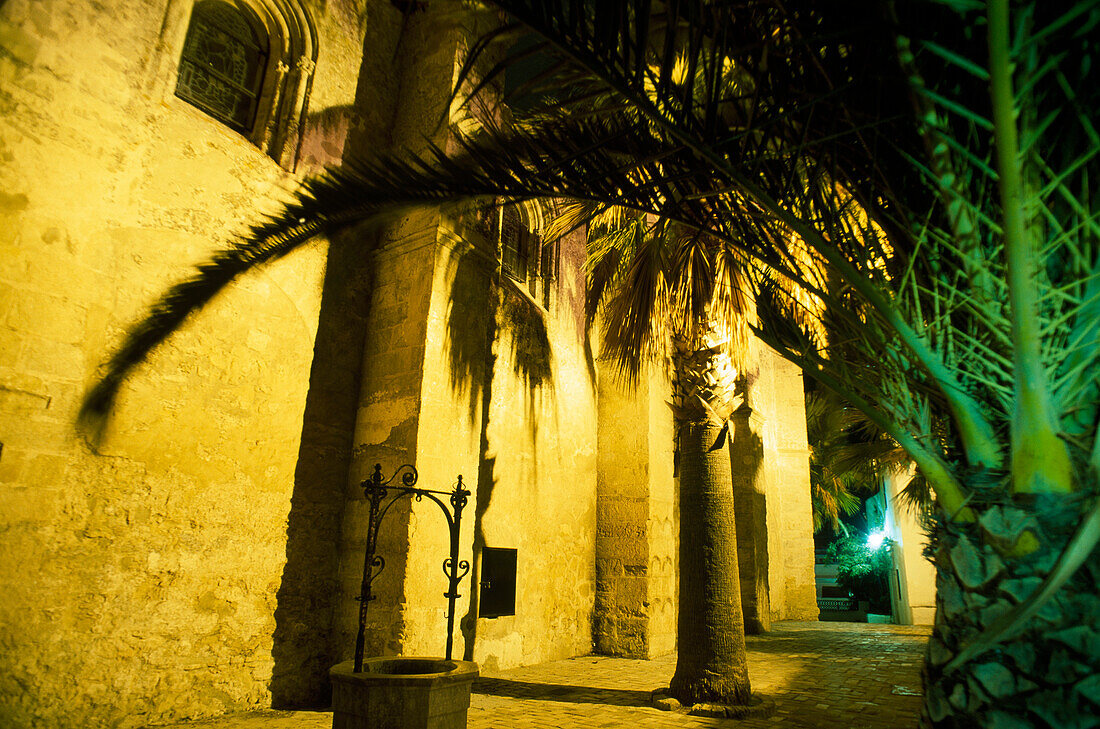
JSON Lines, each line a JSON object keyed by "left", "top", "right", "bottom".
{"left": 353, "top": 464, "right": 471, "bottom": 671}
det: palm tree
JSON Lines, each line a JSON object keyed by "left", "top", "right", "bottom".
{"left": 80, "top": 1, "right": 1099, "bottom": 724}
{"left": 575, "top": 206, "right": 755, "bottom": 703}
{"left": 744, "top": 3, "right": 1100, "bottom": 726}
{"left": 805, "top": 391, "right": 882, "bottom": 535}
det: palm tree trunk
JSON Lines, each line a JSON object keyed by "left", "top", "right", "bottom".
{"left": 921, "top": 505, "right": 1100, "bottom": 728}
{"left": 669, "top": 418, "right": 752, "bottom": 705}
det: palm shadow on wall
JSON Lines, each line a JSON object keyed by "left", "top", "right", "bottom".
{"left": 268, "top": 16, "right": 402, "bottom": 692}
{"left": 268, "top": 202, "right": 554, "bottom": 704}
{"left": 443, "top": 226, "right": 553, "bottom": 662}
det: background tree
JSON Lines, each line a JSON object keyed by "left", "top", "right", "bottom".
{"left": 81, "top": 1, "right": 1099, "bottom": 725}
{"left": 805, "top": 390, "right": 894, "bottom": 534}
{"left": 825, "top": 533, "right": 893, "bottom": 615}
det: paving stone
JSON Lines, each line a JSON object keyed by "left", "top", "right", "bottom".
{"left": 152, "top": 622, "right": 930, "bottom": 729}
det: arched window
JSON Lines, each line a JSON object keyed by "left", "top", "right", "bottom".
{"left": 167, "top": 0, "right": 317, "bottom": 168}
{"left": 494, "top": 202, "right": 559, "bottom": 310}
{"left": 176, "top": 0, "right": 269, "bottom": 133}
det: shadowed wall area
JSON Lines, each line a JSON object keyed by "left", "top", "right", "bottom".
{"left": 436, "top": 208, "right": 599, "bottom": 671}
{"left": 447, "top": 242, "right": 558, "bottom": 661}
{"left": 445, "top": 239, "right": 499, "bottom": 661}
{"left": 730, "top": 404, "right": 769, "bottom": 634}
{"left": 270, "top": 1, "right": 406, "bottom": 705}
{"left": 270, "top": 233, "right": 377, "bottom": 707}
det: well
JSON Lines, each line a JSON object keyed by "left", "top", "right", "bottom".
{"left": 330, "top": 657, "right": 480, "bottom": 729}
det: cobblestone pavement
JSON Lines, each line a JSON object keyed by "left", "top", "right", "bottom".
{"left": 153, "top": 621, "right": 931, "bottom": 729}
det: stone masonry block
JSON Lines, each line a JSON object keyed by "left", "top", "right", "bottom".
{"left": 596, "top": 558, "right": 624, "bottom": 577}
{"left": 611, "top": 576, "right": 648, "bottom": 608}
{"left": 0, "top": 485, "right": 62, "bottom": 524}
{"left": 597, "top": 534, "right": 647, "bottom": 564}
{"left": 19, "top": 336, "right": 84, "bottom": 377}
{"left": 6, "top": 293, "right": 87, "bottom": 344}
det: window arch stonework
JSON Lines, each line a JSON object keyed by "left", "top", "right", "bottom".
{"left": 163, "top": 0, "right": 317, "bottom": 169}
{"left": 492, "top": 202, "right": 560, "bottom": 311}
{"left": 176, "top": 0, "right": 269, "bottom": 132}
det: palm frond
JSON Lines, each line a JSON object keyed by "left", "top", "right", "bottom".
{"left": 81, "top": 115, "right": 691, "bottom": 437}
{"left": 87, "top": 0, "right": 1098, "bottom": 534}
{"left": 599, "top": 228, "right": 671, "bottom": 383}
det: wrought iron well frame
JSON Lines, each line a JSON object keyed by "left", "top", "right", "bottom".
{"left": 353, "top": 463, "right": 470, "bottom": 671}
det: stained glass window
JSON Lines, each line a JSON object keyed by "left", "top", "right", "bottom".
{"left": 176, "top": 0, "right": 268, "bottom": 132}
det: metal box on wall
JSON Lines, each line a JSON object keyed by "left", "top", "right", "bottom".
{"left": 478, "top": 547, "right": 517, "bottom": 618}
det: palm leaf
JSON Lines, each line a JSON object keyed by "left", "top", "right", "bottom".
{"left": 82, "top": 2, "right": 1098, "bottom": 620}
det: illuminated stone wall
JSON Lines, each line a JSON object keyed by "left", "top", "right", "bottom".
{"left": 594, "top": 362, "right": 677, "bottom": 658}
{"left": 884, "top": 466, "right": 936, "bottom": 625}
{"left": 332, "top": 213, "right": 600, "bottom": 670}
{"left": 463, "top": 225, "right": 598, "bottom": 669}
{"left": 754, "top": 344, "right": 820, "bottom": 623}
{"left": 0, "top": 0, "right": 385, "bottom": 726}
{"left": 329, "top": 9, "right": 462, "bottom": 670}
{"left": 321, "top": 7, "right": 601, "bottom": 673}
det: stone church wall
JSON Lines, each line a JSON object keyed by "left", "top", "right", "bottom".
{"left": 331, "top": 212, "right": 599, "bottom": 671}
{"left": 321, "top": 6, "right": 601, "bottom": 674}
{"left": 594, "top": 362, "right": 677, "bottom": 658}
{"left": 0, "top": 0, "right": 382, "bottom": 726}
{"left": 467, "top": 226, "right": 598, "bottom": 669}
{"left": 755, "top": 344, "right": 820, "bottom": 622}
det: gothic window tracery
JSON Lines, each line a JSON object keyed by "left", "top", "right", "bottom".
{"left": 176, "top": 0, "right": 268, "bottom": 133}
{"left": 169, "top": 0, "right": 317, "bottom": 169}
